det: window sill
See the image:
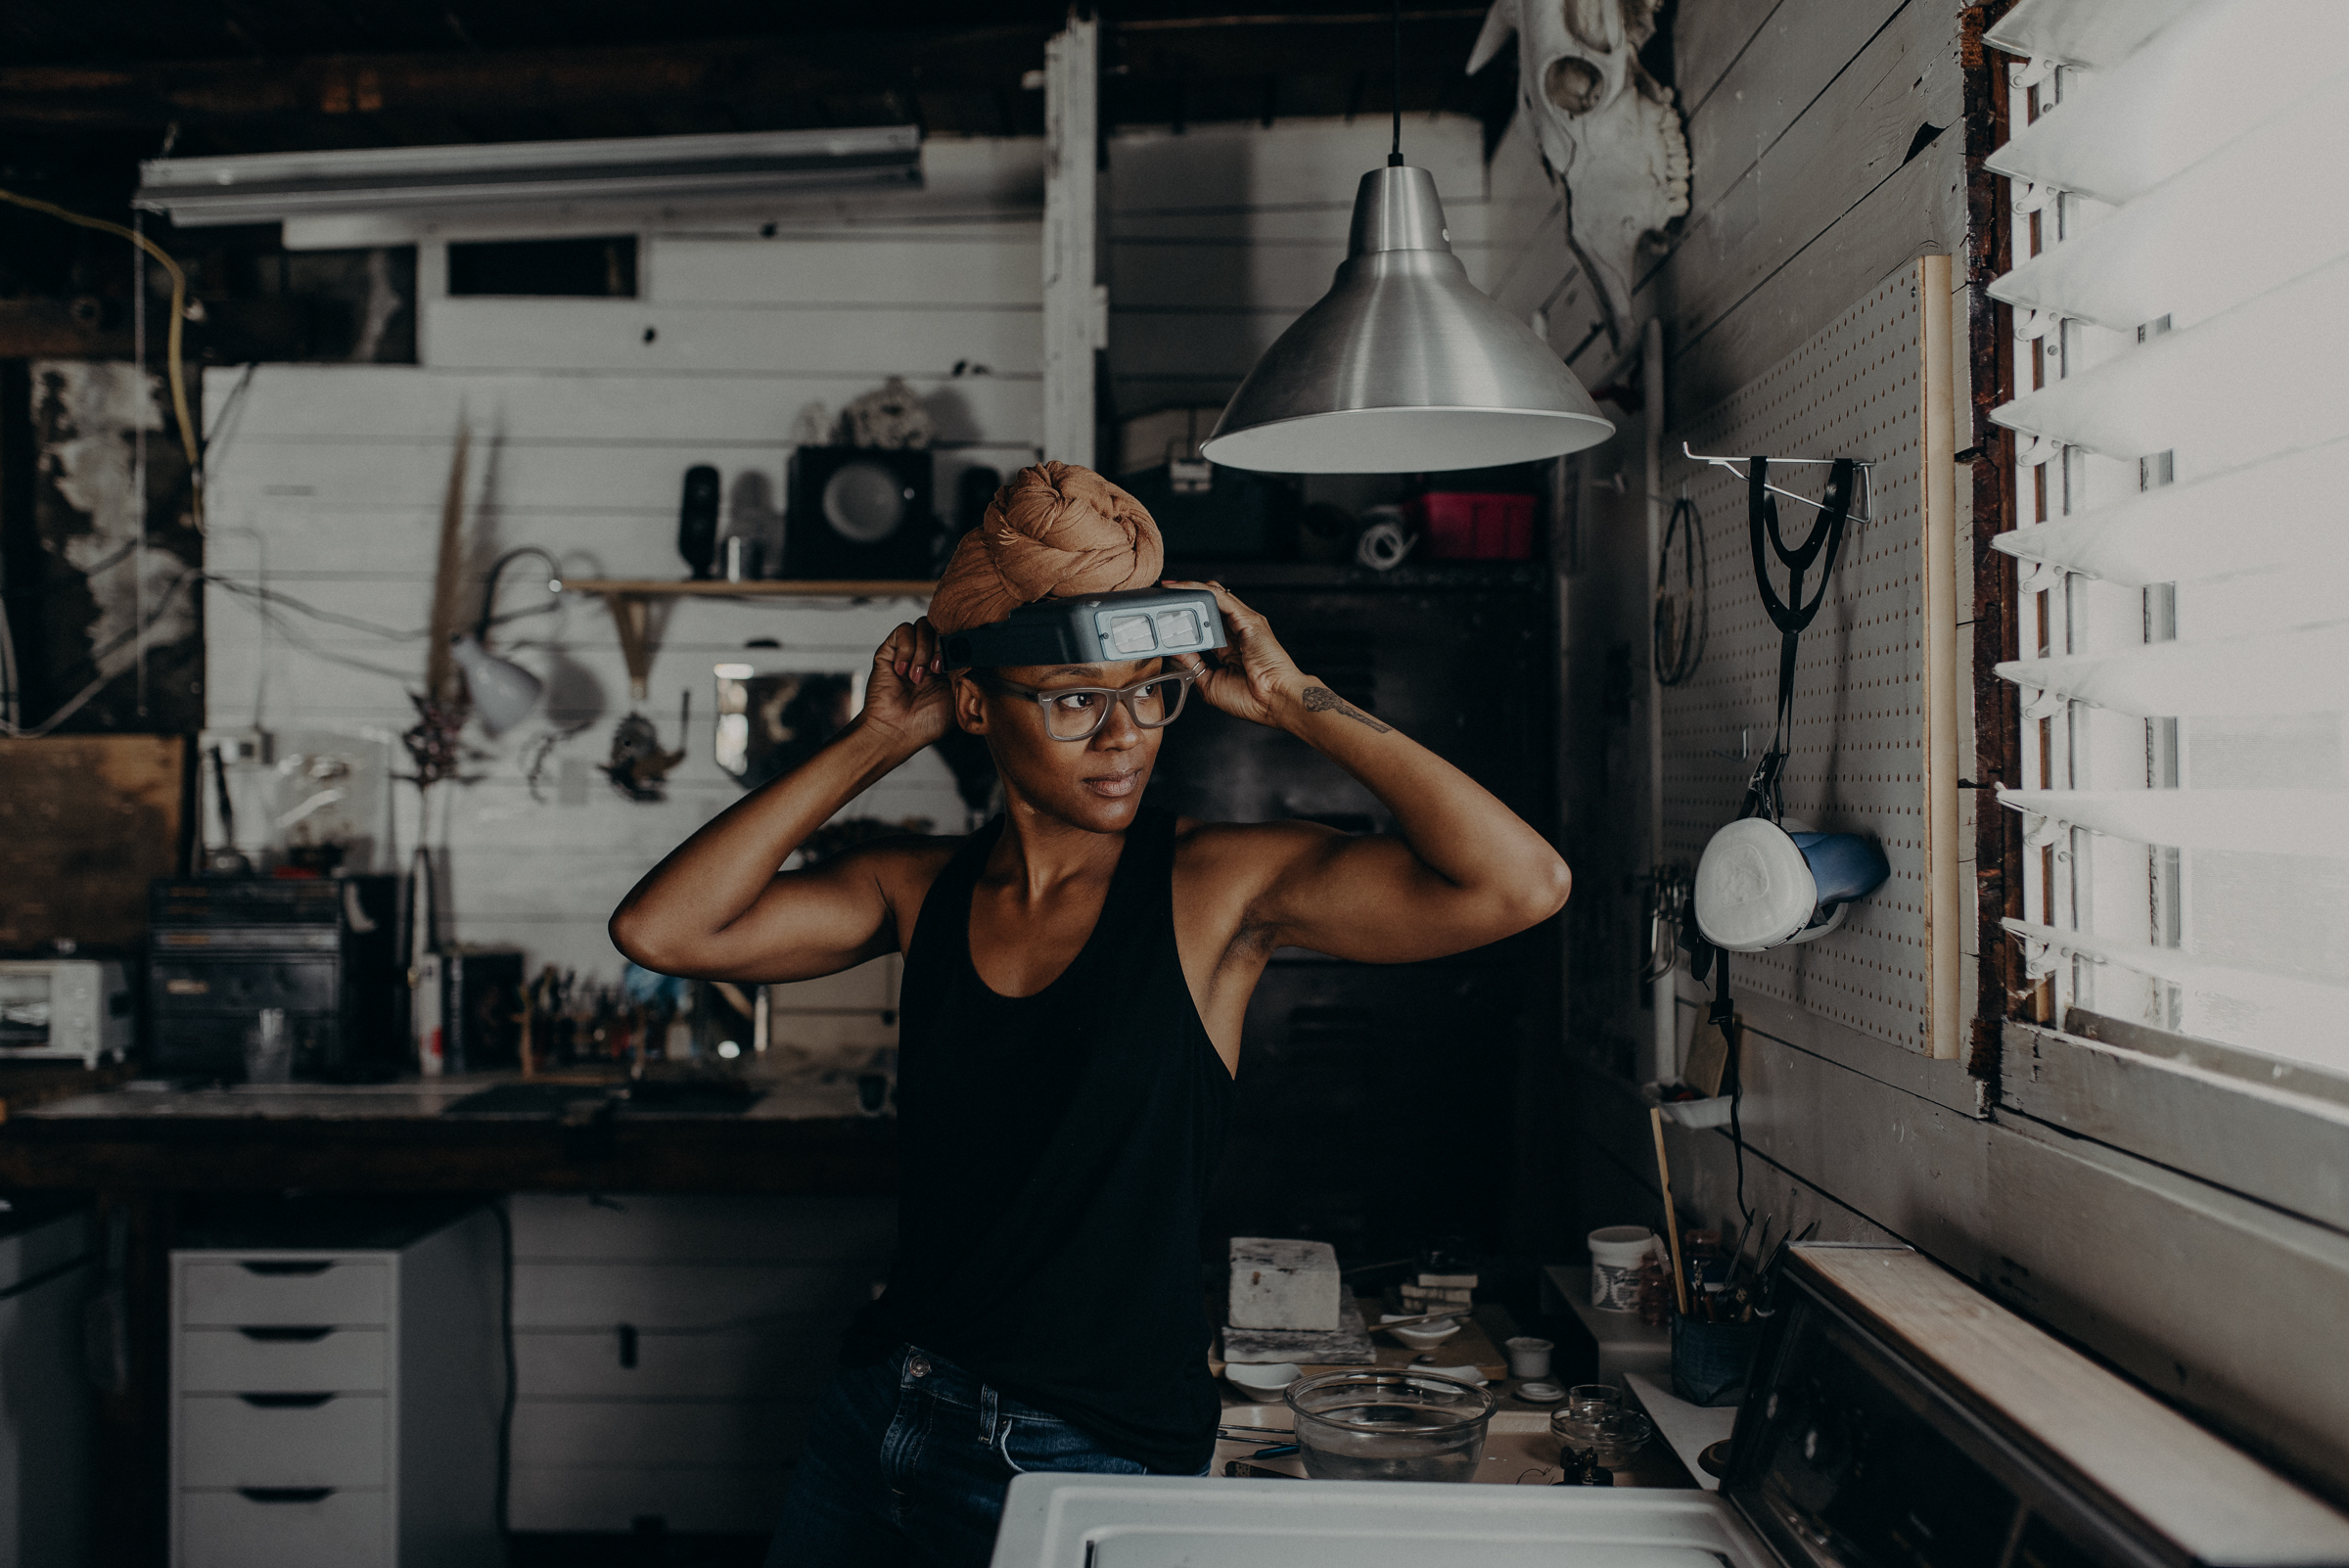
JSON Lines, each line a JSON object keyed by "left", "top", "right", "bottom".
{"left": 2002, "top": 1018, "right": 2349, "bottom": 1234}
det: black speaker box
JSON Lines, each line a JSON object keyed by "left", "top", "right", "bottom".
{"left": 785, "top": 447, "right": 935, "bottom": 579}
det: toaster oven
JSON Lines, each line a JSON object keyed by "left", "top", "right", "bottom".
{"left": 0, "top": 959, "right": 134, "bottom": 1067}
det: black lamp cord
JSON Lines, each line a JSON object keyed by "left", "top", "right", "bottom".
{"left": 1389, "top": 0, "right": 1404, "bottom": 165}
{"left": 475, "top": 545, "right": 566, "bottom": 643}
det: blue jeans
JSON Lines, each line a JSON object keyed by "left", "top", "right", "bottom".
{"left": 766, "top": 1344, "right": 1152, "bottom": 1567}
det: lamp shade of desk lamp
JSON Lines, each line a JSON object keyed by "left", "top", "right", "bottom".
{"left": 451, "top": 546, "right": 564, "bottom": 737}
{"left": 449, "top": 635, "right": 542, "bottom": 737}
{"left": 1200, "top": 164, "right": 1616, "bottom": 474}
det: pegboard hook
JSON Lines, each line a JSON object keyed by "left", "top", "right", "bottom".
{"left": 1681, "top": 443, "right": 1876, "bottom": 526}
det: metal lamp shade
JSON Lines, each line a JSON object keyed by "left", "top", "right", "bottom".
{"left": 450, "top": 634, "right": 543, "bottom": 737}
{"left": 1201, "top": 165, "right": 1616, "bottom": 474}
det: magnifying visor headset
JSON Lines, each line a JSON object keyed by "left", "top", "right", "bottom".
{"left": 940, "top": 586, "right": 1228, "bottom": 670}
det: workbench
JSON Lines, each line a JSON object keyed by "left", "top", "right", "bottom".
{"left": 0, "top": 1065, "right": 898, "bottom": 1566}
{"left": 0, "top": 1070, "right": 899, "bottom": 1193}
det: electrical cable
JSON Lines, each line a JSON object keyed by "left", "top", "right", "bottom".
{"left": 0, "top": 567, "right": 565, "bottom": 735}
{"left": 1390, "top": 0, "right": 1405, "bottom": 166}
{"left": 0, "top": 568, "right": 201, "bottom": 737}
{"left": 1652, "top": 494, "right": 1708, "bottom": 687}
{"left": 0, "top": 189, "right": 200, "bottom": 515}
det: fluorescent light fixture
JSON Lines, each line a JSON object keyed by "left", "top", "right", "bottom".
{"left": 135, "top": 125, "right": 922, "bottom": 228}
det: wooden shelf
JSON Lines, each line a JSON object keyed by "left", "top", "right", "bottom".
{"left": 568, "top": 579, "right": 935, "bottom": 699}
{"left": 565, "top": 578, "right": 936, "bottom": 597}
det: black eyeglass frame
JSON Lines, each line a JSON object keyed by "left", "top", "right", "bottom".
{"left": 971, "top": 669, "right": 1201, "bottom": 742}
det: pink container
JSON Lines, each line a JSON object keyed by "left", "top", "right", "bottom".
{"left": 1406, "top": 492, "right": 1537, "bottom": 561}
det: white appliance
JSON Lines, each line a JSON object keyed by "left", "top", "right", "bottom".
{"left": 0, "top": 958, "right": 133, "bottom": 1065}
{"left": 994, "top": 1245, "right": 2349, "bottom": 1568}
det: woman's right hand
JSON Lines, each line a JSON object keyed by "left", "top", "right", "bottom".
{"left": 862, "top": 618, "right": 952, "bottom": 752}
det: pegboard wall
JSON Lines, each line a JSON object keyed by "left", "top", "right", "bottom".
{"left": 1662, "top": 268, "right": 1933, "bottom": 1052}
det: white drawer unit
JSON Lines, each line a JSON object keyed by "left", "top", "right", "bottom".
{"left": 170, "top": 1204, "right": 503, "bottom": 1568}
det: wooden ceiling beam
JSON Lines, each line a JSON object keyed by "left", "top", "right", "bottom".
{"left": 0, "top": 28, "right": 1055, "bottom": 129}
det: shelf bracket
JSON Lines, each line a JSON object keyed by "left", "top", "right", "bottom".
{"left": 597, "top": 592, "right": 664, "bottom": 703}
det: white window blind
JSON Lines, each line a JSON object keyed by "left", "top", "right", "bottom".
{"left": 1983, "top": 0, "right": 2349, "bottom": 1068}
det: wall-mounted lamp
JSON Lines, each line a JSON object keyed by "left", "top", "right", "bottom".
{"left": 452, "top": 547, "right": 564, "bottom": 737}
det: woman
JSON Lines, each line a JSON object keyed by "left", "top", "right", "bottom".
{"left": 610, "top": 462, "right": 1568, "bottom": 1565}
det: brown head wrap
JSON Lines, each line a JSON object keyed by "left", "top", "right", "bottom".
{"left": 927, "top": 461, "right": 1164, "bottom": 636}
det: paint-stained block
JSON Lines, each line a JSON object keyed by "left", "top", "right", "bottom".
{"left": 1227, "top": 1236, "right": 1341, "bottom": 1331}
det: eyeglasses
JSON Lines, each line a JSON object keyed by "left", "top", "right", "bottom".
{"left": 977, "top": 669, "right": 1198, "bottom": 742}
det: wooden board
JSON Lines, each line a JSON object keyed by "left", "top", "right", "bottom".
{"left": 1211, "top": 1298, "right": 1510, "bottom": 1383}
{"left": 1802, "top": 1244, "right": 2349, "bottom": 1563}
{"left": 0, "top": 735, "right": 185, "bottom": 953}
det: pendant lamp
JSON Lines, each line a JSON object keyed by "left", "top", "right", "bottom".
{"left": 1200, "top": 4, "right": 1616, "bottom": 473}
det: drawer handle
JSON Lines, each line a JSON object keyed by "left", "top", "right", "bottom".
{"left": 240, "top": 1262, "right": 332, "bottom": 1277}
{"left": 238, "top": 1488, "right": 334, "bottom": 1505}
{"left": 238, "top": 1326, "right": 334, "bottom": 1343}
{"left": 240, "top": 1393, "right": 335, "bottom": 1409}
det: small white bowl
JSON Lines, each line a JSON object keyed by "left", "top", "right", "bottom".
{"left": 1223, "top": 1361, "right": 1302, "bottom": 1395}
{"left": 1382, "top": 1314, "right": 1462, "bottom": 1350}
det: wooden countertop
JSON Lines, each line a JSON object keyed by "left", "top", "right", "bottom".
{"left": 0, "top": 1067, "right": 898, "bottom": 1194}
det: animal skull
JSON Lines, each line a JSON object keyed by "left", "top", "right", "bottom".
{"left": 1468, "top": 0, "right": 1690, "bottom": 352}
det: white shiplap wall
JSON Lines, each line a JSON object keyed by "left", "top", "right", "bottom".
{"left": 202, "top": 155, "right": 1047, "bottom": 981}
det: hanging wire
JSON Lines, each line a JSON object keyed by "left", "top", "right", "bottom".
{"left": 132, "top": 207, "right": 149, "bottom": 718}
{"left": 0, "top": 190, "right": 199, "bottom": 494}
{"left": 1389, "top": 0, "right": 1404, "bottom": 165}
{"left": 1653, "top": 492, "right": 1708, "bottom": 686}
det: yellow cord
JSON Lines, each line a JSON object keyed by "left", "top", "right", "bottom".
{"left": 0, "top": 188, "right": 200, "bottom": 485}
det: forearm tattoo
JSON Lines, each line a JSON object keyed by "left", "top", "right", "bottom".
{"left": 1302, "top": 685, "right": 1392, "bottom": 734}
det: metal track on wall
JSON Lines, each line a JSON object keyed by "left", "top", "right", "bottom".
{"left": 1663, "top": 268, "right": 1939, "bottom": 1052}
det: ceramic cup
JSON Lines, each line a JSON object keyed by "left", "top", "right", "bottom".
{"left": 1504, "top": 1335, "right": 1553, "bottom": 1380}
{"left": 1589, "top": 1225, "right": 1657, "bottom": 1312}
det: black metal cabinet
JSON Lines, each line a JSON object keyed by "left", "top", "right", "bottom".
{"left": 1146, "top": 581, "right": 1558, "bottom": 1260}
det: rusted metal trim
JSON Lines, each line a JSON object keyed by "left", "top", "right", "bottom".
{"left": 1962, "top": 4, "right": 2023, "bottom": 1085}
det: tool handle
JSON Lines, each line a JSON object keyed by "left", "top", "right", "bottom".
{"left": 1651, "top": 1107, "right": 1691, "bottom": 1318}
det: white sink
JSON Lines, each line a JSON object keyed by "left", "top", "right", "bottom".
{"left": 990, "top": 1475, "right": 1773, "bottom": 1568}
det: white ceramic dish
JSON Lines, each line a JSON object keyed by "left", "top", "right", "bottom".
{"left": 1381, "top": 1314, "right": 1462, "bottom": 1350}
{"left": 1408, "top": 1363, "right": 1490, "bottom": 1386}
{"left": 1223, "top": 1361, "right": 1303, "bottom": 1395}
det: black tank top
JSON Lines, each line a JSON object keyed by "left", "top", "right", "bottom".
{"left": 846, "top": 807, "right": 1234, "bottom": 1474}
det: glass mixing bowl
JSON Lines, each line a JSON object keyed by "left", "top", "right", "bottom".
{"left": 1549, "top": 1407, "right": 1654, "bottom": 1469}
{"left": 1283, "top": 1368, "right": 1497, "bottom": 1483}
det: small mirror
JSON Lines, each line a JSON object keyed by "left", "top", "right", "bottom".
{"left": 713, "top": 663, "right": 865, "bottom": 790}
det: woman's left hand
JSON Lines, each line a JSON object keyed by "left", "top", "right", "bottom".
{"left": 1161, "top": 579, "right": 1312, "bottom": 729}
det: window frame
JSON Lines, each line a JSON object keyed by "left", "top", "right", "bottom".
{"left": 1971, "top": 40, "right": 2349, "bottom": 1229}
